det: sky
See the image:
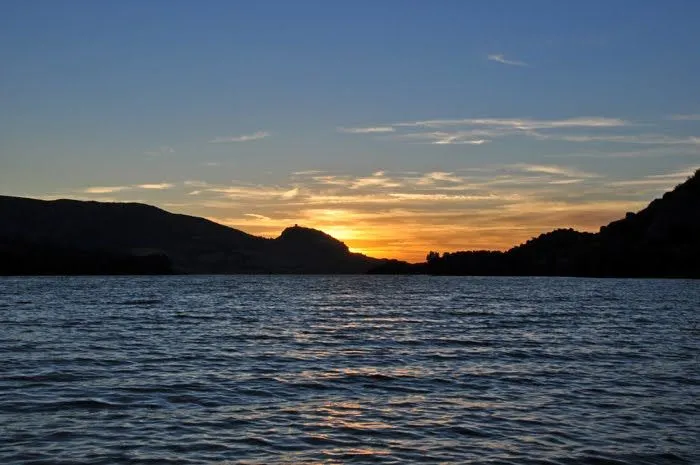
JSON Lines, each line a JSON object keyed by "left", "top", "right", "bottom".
{"left": 2, "top": 0, "right": 699, "bottom": 262}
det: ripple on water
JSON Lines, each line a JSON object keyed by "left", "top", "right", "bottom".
{"left": 0, "top": 275, "right": 698, "bottom": 464}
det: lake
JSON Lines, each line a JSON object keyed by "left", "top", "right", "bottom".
{"left": 1, "top": 276, "right": 698, "bottom": 464}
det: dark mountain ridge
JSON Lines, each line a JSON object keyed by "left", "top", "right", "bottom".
{"left": 2, "top": 169, "right": 698, "bottom": 277}
{"left": 371, "top": 169, "right": 700, "bottom": 278}
{"left": 0, "top": 196, "right": 384, "bottom": 275}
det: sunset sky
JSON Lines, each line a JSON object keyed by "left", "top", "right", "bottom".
{"left": 2, "top": 1, "right": 699, "bottom": 261}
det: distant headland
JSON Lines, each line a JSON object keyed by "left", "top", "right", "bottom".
{"left": 1, "top": 168, "right": 698, "bottom": 278}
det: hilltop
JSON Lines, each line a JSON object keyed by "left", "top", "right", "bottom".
{"left": 0, "top": 197, "right": 386, "bottom": 275}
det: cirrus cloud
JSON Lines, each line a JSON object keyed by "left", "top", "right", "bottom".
{"left": 209, "top": 131, "right": 270, "bottom": 143}
{"left": 83, "top": 186, "right": 131, "bottom": 194}
{"left": 487, "top": 53, "right": 529, "bottom": 67}
{"left": 337, "top": 126, "right": 396, "bottom": 134}
{"left": 337, "top": 114, "right": 700, "bottom": 148}
{"left": 137, "top": 183, "right": 175, "bottom": 190}
{"left": 81, "top": 183, "right": 175, "bottom": 194}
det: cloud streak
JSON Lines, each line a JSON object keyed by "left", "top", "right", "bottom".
{"left": 82, "top": 183, "right": 174, "bottom": 194}
{"left": 666, "top": 114, "right": 700, "bottom": 121}
{"left": 137, "top": 183, "right": 175, "bottom": 190}
{"left": 512, "top": 164, "right": 600, "bottom": 179}
{"left": 394, "top": 116, "right": 629, "bottom": 129}
{"left": 209, "top": 131, "right": 270, "bottom": 143}
{"left": 608, "top": 167, "right": 697, "bottom": 187}
{"left": 342, "top": 116, "right": 633, "bottom": 147}
{"left": 83, "top": 186, "right": 131, "bottom": 194}
{"left": 337, "top": 126, "right": 396, "bottom": 134}
{"left": 533, "top": 133, "right": 700, "bottom": 145}
{"left": 339, "top": 114, "right": 700, "bottom": 148}
{"left": 390, "top": 131, "right": 492, "bottom": 145}
{"left": 487, "top": 54, "right": 529, "bottom": 67}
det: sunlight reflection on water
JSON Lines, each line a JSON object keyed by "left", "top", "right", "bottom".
{"left": 1, "top": 275, "right": 698, "bottom": 464}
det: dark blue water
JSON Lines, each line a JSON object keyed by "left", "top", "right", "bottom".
{"left": 1, "top": 276, "right": 698, "bottom": 464}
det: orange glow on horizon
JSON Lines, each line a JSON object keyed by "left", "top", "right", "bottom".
{"left": 203, "top": 197, "right": 654, "bottom": 263}
{"left": 70, "top": 164, "right": 687, "bottom": 264}
{"left": 296, "top": 202, "right": 645, "bottom": 262}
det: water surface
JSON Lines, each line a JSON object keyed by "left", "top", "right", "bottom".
{"left": 1, "top": 276, "right": 698, "bottom": 464}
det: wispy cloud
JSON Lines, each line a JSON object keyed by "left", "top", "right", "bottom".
{"left": 666, "top": 114, "right": 700, "bottom": 121}
{"left": 296, "top": 166, "right": 607, "bottom": 195}
{"left": 205, "top": 185, "right": 301, "bottom": 201}
{"left": 645, "top": 167, "right": 698, "bottom": 179}
{"left": 610, "top": 178, "right": 689, "bottom": 187}
{"left": 344, "top": 116, "right": 631, "bottom": 146}
{"left": 390, "top": 131, "right": 491, "bottom": 145}
{"left": 184, "top": 180, "right": 210, "bottom": 188}
{"left": 337, "top": 126, "right": 396, "bottom": 134}
{"left": 547, "top": 144, "right": 700, "bottom": 159}
{"left": 137, "top": 183, "right": 174, "bottom": 190}
{"left": 512, "top": 164, "right": 600, "bottom": 179}
{"left": 351, "top": 172, "right": 402, "bottom": 189}
{"left": 416, "top": 172, "right": 464, "bottom": 185}
{"left": 144, "top": 146, "right": 175, "bottom": 156}
{"left": 339, "top": 114, "right": 700, "bottom": 149}
{"left": 535, "top": 133, "right": 700, "bottom": 145}
{"left": 487, "top": 53, "right": 529, "bottom": 67}
{"left": 281, "top": 187, "right": 299, "bottom": 199}
{"left": 209, "top": 131, "right": 270, "bottom": 143}
{"left": 394, "top": 116, "right": 629, "bottom": 129}
{"left": 83, "top": 186, "right": 131, "bottom": 194}
{"left": 610, "top": 167, "right": 698, "bottom": 187}
{"left": 432, "top": 134, "right": 490, "bottom": 145}
{"left": 244, "top": 213, "right": 272, "bottom": 221}
{"left": 548, "top": 179, "right": 584, "bottom": 185}
{"left": 292, "top": 170, "right": 325, "bottom": 176}
{"left": 82, "top": 183, "right": 174, "bottom": 194}
{"left": 387, "top": 192, "right": 521, "bottom": 202}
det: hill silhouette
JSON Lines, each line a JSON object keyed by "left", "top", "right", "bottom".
{"left": 0, "top": 197, "right": 384, "bottom": 275}
{"left": 370, "top": 169, "right": 700, "bottom": 278}
{"left": 2, "top": 169, "right": 698, "bottom": 277}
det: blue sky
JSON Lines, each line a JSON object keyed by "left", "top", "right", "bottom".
{"left": 2, "top": 1, "right": 699, "bottom": 260}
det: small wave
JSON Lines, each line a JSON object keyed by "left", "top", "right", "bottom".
{"left": 301, "top": 435, "right": 355, "bottom": 447}
{"left": 233, "top": 387, "right": 279, "bottom": 398}
{"left": 33, "top": 398, "right": 124, "bottom": 412}
{"left": 448, "top": 425, "right": 490, "bottom": 437}
{"left": 553, "top": 451, "right": 692, "bottom": 465}
{"left": 165, "top": 394, "right": 206, "bottom": 405}
{"left": 3, "top": 371, "right": 85, "bottom": 383}
{"left": 114, "top": 298, "right": 163, "bottom": 306}
{"left": 238, "top": 436, "right": 276, "bottom": 447}
{"left": 288, "top": 380, "right": 337, "bottom": 391}
{"left": 373, "top": 383, "right": 431, "bottom": 394}
{"left": 342, "top": 371, "right": 396, "bottom": 381}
